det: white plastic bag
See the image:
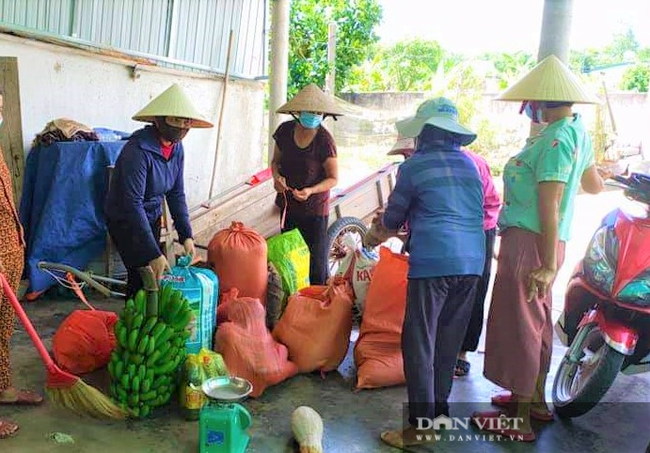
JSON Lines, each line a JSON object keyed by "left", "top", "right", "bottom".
{"left": 334, "top": 233, "right": 379, "bottom": 317}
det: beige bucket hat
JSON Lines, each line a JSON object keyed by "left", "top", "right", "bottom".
{"left": 387, "top": 136, "right": 416, "bottom": 157}
{"left": 276, "top": 84, "right": 345, "bottom": 116}
{"left": 132, "top": 84, "right": 214, "bottom": 128}
{"left": 495, "top": 55, "right": 600, "bottom": 104}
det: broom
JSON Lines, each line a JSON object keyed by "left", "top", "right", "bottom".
{"left": 0, "top": 273, "right": 126, "bottom": 420}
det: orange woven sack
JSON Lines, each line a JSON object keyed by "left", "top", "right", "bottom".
{"left": 215, "top": 297, "right": 298, "bottom": 398}
{"left": 52, "top": 310, "right": 118, "bottom": 375}
{"left": 354, "top": 247, "right": 409, "bottom": 389}
{"left": 272, "top": 278, "right": 354, "bottom": 374}
{"left": 208, "top": 222, "right": 268, "bottom": 305}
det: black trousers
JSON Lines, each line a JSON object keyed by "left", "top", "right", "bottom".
{"left": 403, "top": 275, "right": 479, "bottom": 425}
{"left": 461, "top": 227, "right": 497, "bottom": 352}
{"left": 282, "top": 213, "right": 329, "bottom": 285}
{"left": 108, "top": 218, "right": 162, "bottom": 300}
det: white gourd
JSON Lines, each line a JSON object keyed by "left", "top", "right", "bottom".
{"left": 291, "top": 406, "right": 324, "bottom": 453}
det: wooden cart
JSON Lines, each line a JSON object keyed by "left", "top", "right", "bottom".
{"left": 161, "top": 162, "right": 399, "bottom": 275}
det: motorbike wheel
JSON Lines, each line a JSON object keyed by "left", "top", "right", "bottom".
{"left": 326, "top": 217, "right": 367, "bottom": 278}
{"left": 553, "top": 322, "right": 625, "bottom": 418}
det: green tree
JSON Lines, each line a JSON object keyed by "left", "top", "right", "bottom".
{"left": 620, "top": 64, "right": 650, "bottom": 92}
{"left": 347, "top": 39, "right": 462, "bottom": 92}
{"left": 638, "top": 47, "right": 650, "bottom": 62}
{"left": 570, "top": 48, "right": 607, "bottom": 74}
{"left": 288, "top": 0, "right": 383, "bottom": 97}
{"left": 605, "top": 29, "right": 640, "bottom": 62}
{"left": 373, "top": 39, "right": 447, "bottom": 91}
{"left": 479, "top": 51, "right": 535, "bottom": 89}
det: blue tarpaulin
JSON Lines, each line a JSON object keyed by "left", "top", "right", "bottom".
{"left": 19, "top": 141, "right": 126, "bottom": 294}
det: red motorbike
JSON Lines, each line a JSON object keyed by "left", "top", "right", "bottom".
{"left": 553, "top": 172, "right": 650, "bottom": 418}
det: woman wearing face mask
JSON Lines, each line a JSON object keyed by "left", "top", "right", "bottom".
{"left": 105, "top": 84, "right": 213, "bottom": 296}
{"left": 0, "top": 91, "right": 43, "bottom": 439}
{"left": 472, "top": 56, "right": 608, "bottom": 442}
{"left": 272, "top": 84, "right": 344, "bottom": 284}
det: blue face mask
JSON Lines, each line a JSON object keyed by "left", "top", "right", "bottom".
{"left": 298, "top": 112, "right": 323, "bottom": 129}
{"left": 524, "top": 103, "right": 543, "bottom": 123}
{"left": 524, "top": 102, "right": 544, "bottom": 124}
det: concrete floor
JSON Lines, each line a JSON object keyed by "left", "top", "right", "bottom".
{"left": 3, "top": 190, "right": 650, "bottom": 453}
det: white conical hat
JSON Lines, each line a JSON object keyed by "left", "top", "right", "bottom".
{"left": 132, "top": 84, "right": 213, "bottom": 128}
{"left": 276, "top": 84, "right": 345, "bottom": 116}
{"left": 495, "top": 55, "right": 600, "bottom": 104}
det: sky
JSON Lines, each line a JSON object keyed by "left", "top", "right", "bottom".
{"left": 375, "top": 0, "right": 650, "bottom": 55}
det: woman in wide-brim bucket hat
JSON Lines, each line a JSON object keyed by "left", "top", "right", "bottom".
{"left": 271, "top": 84, "right": 342, "bottom": 285}
{"left": 106, "top": 84, "right": 213, "bottom": 296}
{"left": 373, "top": 97, "right": 487, "bottom": 451}
{"left": 473, "top": 55, "right": 608, "bottom": 442}
{"left": 395, "top": 96, "right": 477, "bottom": 146}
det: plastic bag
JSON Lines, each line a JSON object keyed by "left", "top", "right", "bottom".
{"left": 162, "top": 256, "right": 219, "bottom": 354}
{"left": 267, "top": 229, "right": 310, "bottom": 307}
{"left": 179, "top": 354, "right": 208, "bottom": 419}
{"left": 215, "top": 297, "right": 298, "bottom": 398}
{"left": 198, "top": 348, "right": 228, "bottom": 379}
{"left": 334, "top": 233, "right": 379, "bottom": 320}
{"left": 52, "top": 310, "right": 118, "bottom": 375}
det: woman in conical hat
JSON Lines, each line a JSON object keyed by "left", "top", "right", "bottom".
{"left": 271, "top": 84, "right": 344, "bottom": 284}
{"left": 105, "top": 84, "right": 212, "bottom": 295}
{"left": 472, "top": 55, "right": 608, "bottom": 441}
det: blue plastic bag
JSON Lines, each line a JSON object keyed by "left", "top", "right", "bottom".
{"left": 162, "top": 256, "right": 219, "bottom": 354}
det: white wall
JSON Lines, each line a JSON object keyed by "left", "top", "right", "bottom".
{"left": 0, "top": 33, "right": 266, "bottom": 208}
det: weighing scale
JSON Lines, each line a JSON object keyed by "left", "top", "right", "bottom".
{"left": 199, "top": 376, "right": 253, "bottom": 453}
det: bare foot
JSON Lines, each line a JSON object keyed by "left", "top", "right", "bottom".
{"left": 0, "top": 388, "right": 43, "bottom": 405}
{"left": 0, "top": 419, "right": 19, "bottom": 439}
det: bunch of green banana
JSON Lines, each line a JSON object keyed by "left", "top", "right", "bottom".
{"left": 107, "top": 285, "right": 193, "bottom": 418}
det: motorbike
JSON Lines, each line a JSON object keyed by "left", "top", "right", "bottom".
{"left": 553, "top": 172, "right": 650, "bottom": 418}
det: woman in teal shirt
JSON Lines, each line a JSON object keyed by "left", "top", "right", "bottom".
{"left": 473, "top": 56, "right": 607, "bottom": 442}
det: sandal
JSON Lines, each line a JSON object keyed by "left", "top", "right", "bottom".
{"left": 471, "top": 410, "right": 536, "bottom": 442}
{"left": 491, "top": 392, "right": 554, "bottom": 422}
{"left": 0, "top": 420, "right": 19, "bottom": 439}
{"left": 454, "top": 359, "right": 471, "bottom": 377}
{"left": 0, "top": 389, "right": 44, "bottom": 406}
{"left": 380, "top": 429, "right": 436, "bottom": 452}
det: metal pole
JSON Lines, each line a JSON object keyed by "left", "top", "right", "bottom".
{"left": 268, "top": 0, "right": 291, "bottom": 164}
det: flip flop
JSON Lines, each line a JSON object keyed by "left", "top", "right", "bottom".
{"left": 491, "top": 392, "right": 554, "bottom": 421}
{"left": 380, "top": 430, "right": 435, "bottom": 453}
{"left": 0, "top": 420, "right": 19, "bottom": 439}
{"left": 454, "top": 359, "right": 471, "bottom": 377}
{"left": 0, "top": 389, "right": 44, "bottom": 406}
{"left": 471, "top": 410, "right": 536, "bottom": 443}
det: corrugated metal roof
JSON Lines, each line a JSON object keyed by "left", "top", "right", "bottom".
{"left": 0, "top": 0, "right": 267, "bottom": 78}
{"left": 0, "top": 0, "right": 74, "bottom": 35}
